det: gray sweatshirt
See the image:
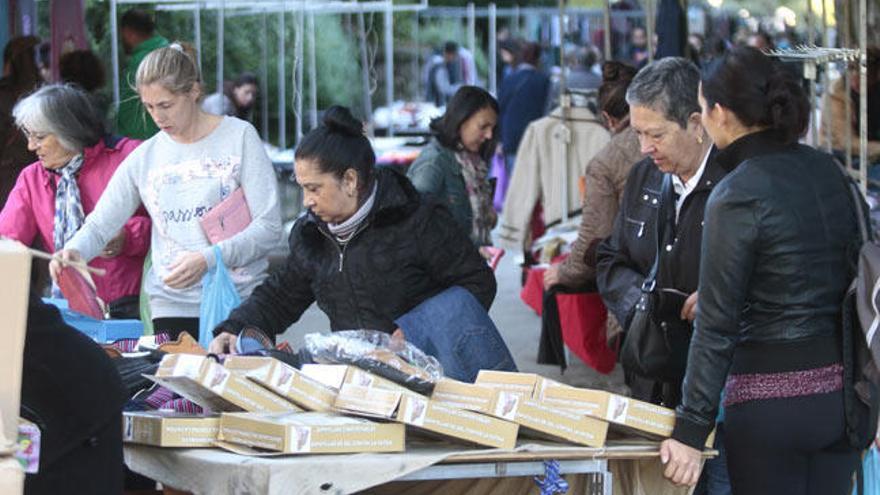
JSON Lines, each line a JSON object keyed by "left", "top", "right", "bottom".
{"left": 67, "top": 116, "right": 282, "bottom": 318}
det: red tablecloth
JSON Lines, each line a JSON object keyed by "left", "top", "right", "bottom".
{"left": 520, "top": 266, "right": 617, "bottom": 374}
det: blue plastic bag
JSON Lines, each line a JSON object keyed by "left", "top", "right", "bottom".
{"left": 198, "top": 246, "right": 241, "bottom": 349}
{"left": 854, "top": 446, "right": 880, "bottom": 495}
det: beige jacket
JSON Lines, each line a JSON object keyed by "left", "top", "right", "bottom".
{"left": 819, "top": 76, "right": 880, "bottom": 160}
{"left": 498, "top": 106, "right": 610, "bottom": 250}
{"left": 556, "top": 124, "right": 643, "bottom": 288}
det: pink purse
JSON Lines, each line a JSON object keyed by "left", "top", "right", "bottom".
{"left": 199, "top": 188, "right": 252, "bottom": 244}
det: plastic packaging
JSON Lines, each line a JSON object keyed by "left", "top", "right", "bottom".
{"left": 198, "top": 246, "right": 241, "bottom": 349}
{"left": 303, "top": 330, "right": 443, "bottom": 394}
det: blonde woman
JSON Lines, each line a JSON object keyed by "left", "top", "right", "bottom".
{"left": 52, "top": 43, "right": 281, "bottom": 339}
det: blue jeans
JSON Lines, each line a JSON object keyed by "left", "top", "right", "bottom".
{"left": 395, "top": 286, "right": 518, "bottom": 382}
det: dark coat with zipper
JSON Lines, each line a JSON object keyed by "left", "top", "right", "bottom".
{"left": 22, "top": 293, "right": 127, "bottom": 494}
{"left": 597, "top": 148, "right": 725, "bottom": 336}
{"left": 672, "top": 131, "right": 861, "bottom": 449}
{"left": 216, "top": 166, "right": 496, "bottom": 338}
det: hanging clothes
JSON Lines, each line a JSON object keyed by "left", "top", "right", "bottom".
{"left": 498, "top": 106, "right": 610, "bottom": 251}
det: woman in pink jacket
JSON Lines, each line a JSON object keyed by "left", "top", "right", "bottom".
{"left": 0, "top": 84, "right": 150, "bottom": 316}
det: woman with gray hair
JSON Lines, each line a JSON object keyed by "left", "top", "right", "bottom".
{"left": 0, "top": 84, "right": 150, "bottom": 314}
{"left": 596, "top": 57, "right": 731, "bottom": 494}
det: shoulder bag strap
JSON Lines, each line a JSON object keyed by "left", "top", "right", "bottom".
{"left": 642, "top": 174, "right": 675, "bottom": 292}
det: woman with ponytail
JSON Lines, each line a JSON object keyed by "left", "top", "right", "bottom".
{"left": 52, "top": 42, "right": 282, "bottom": 340}
{"left": 209, "top": 106, "right": 515, "bottom": 381}
{"left": 661, "top": 46, "right": 861, "bottom": 494}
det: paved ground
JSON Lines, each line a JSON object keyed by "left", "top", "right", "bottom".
{"left": 276, "top": 244, "right": 627, "bottom": 393}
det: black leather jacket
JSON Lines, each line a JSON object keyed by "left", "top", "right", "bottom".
{"left": 672, "top": 131, "right": 861, "bottom": 449}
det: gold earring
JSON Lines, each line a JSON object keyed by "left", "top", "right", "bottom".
{"left": 697, "top": 134, "right": 703, "bottom": 144}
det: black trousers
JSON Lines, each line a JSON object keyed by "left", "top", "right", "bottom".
{"left": 152, "top": 317, "right": 200, "bottom": 341}
{"left": 724, "top": 389, "right": 860, "bottom": 495}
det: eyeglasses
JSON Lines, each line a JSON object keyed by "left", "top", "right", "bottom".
{"left": 22, "top": 129, "right": 49, "bottom": 144}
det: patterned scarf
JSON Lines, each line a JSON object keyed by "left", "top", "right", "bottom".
{"left": 327, "top": 182, "right": 378, "bottom": 245}
{"left": 53, "top": 154, "right": 86, "bottom": 251}
{"left": 455, "top": 150, "right": 493, "bottom": 246}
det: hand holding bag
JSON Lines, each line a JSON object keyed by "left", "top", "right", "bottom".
{"left": 620, "top": 174, "right": 691, "bottom": 383}
{"left": 198, "top": 245, "right": 241, "bottom": 349}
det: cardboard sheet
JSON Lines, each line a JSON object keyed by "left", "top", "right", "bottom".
{"left": 124, "top": 440, "right": 699, "bottom": 495}
{"left": 0, "top": 241, "right": 30, "bottom": 451}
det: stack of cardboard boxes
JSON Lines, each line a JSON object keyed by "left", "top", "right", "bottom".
{"left": 125, "top": 354, "right": 711, "bottom": 455}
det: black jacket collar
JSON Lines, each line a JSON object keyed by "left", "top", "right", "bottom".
{"left": 714, "top": 130, "right": 794, "bottom": 173}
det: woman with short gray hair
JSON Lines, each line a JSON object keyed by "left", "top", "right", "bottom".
{"left": 0, "top": 84, "right": 150, "bottom": 315}
{"left": 596, "top": 57, "right": 731, "bottom": 493}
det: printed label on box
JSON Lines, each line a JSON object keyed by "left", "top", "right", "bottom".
{"left": 206, "top": 364, "right": 231, "bottom": 395}
{"left": 272, "top": 363, "right": 295, "bottom": 392}
{"left": 494, "top": 392, "right": 520, "bottom": 421}
{"left": 349, "top": 369, "right": 375, "bottom": 388}
{"left": 404, "top": 397, "right": 428, "bottom": 426}
{"left": 607, "top": 395, "right": 630, "bottom": 423}
{"left": 288, "top": 426, "right": 312, "bottom": 453}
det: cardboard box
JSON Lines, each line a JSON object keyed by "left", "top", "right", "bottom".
{"left": 474, "top": 370, "right": 542, "bottom": 398}
{"left": 224, "top": 357, "right": 337, "bottom": 412}
{"left": 334, "top": 383, "right": 404, "bottom": 418}
{"left": 488, "top": 391, "right": 608, "bottom": 447}
{"left": 300, "top": 364, "right": 413, "bottom": 394}
{"left": 122, "top": 411, "right": 220, "bottom": 447}
{"left": 219, "top": 412, "right": 405, "bottom": 454}
{"left": 430, "top": 378, "right": 496, "bottom": 414}
{"left": 0, "top": 456, "right": 23, "bottom": 495}
{"left": 0, "top": 241, "right": 30, "bottom": 452}
{"left": 540, "top": 385, "right": 699, "bottom": 443}
{"left": 148, "top": 354, "right": 300, "bottom": 413}
{"left": 397, "top": 394, "right": 519, "bottom": 449}
{"left": 333, "top": 381, "right": 520, "bottom": 449}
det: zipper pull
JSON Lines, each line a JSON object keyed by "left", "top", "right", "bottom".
{"left": 338, "top": 252, "right": 344, "bottom": 272}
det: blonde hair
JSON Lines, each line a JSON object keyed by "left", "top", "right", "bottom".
{"left": 135, "top": 41, "right": 201, "bottom": 96}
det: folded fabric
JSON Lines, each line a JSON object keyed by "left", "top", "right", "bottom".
{"left": 395, "top": 286, "right": 517, "bottom": 382}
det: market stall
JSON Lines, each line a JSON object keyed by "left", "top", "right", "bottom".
{"left": 124, "top": 439, "right": 713, "bottom": 495}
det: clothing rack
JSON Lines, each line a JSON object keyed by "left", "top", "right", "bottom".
{"left": 766, "top": 42, "right": 870, "bottom": 194}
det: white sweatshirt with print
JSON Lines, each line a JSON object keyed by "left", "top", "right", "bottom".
{"left": 67, "top": 116, "right": 283, "bottom": 318}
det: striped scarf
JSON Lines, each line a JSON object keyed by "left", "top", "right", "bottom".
{"left": 327, "top": 183, "right": 377, "bottom": 245}
{"left": 53, "top": 154, "right": 86, "bottom": 251}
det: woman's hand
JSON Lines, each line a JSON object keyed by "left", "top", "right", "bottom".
{"left": 543, "top": 264, "right": 562, "bottom": 290}
{"left": 209, "top": 332, "right": 238, "bottom": 355}
{"left": 100, "top": 230, "right": 126, "bottom": 258}
{"left": 49, "top": 248, "right": 83, "bottom": 282}
{"left": 163, "top": 251, "right": 208, "bottom": 289}
{"left": 660, "top": 438, "right": 703, "bottom": 487}
{"left": 681, "top": 291, "right": 699, "bottom": 322}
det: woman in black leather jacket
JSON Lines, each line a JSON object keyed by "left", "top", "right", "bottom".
{"left": 661, "top": 47, "right": 861, "bottom": 494}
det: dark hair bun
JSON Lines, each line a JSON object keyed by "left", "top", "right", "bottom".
{"left": 322, "top": 105, "right": 363, "bottom": 137}
{"left": 765, "top": 71, "right": 809, "bottom": 143}
{"left": 602, "top": 61, "right": 637, "bottom": 84}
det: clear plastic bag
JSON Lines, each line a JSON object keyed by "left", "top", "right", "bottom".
{"left": 303, "top": 330, "right": 443, "bottom": 394}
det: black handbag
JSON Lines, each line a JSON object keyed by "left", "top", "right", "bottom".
{"left": 620, "top": 174, "right": 691, "bottom": 383}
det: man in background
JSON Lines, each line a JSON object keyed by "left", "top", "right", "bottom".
{"left": 116, "top": 9, "right": 168, "bottom": 139}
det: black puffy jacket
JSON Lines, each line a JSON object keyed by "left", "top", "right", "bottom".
{"left": 216, "top": 166, "right": 496, "bottom": 337}
{"left": 672, "top": 131, "right": 861, "bottom": 449}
